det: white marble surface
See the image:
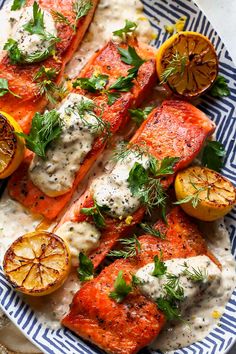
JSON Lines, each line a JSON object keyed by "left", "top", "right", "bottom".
{"left": 0, "top": 1, "right": 236, "bottom": 354}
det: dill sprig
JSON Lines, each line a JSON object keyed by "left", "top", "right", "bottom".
{"left": 160, "top": 52, "right": 187, "bottom": 84}
{"left": 51, "top": 10, "right": 74, "bottom": 30}
{"left": 139, "top": 223, "right": 166, "bottom": 239}
{"left": 181, "top": 262, "right": 207, "bottom": 282}
{"left": 73, "top": 0, "right": 92, "bottom": 30}
{"left": 174, "top": 181, "right": 210, "bottom": 208}
{"left": 108, "top": 236, "right": 141, "bottom": 259}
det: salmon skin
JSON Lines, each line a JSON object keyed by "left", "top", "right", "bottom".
{"left": 0, "top": 0, "right": 99, "bottom": 134}
{"left": 56, "top": 100, "right": 215, "bottom": 267}
{"left": 62, "top": 207, "right": 219, "bottom": 354}
{"left": 8, "top": 40, "right": 157, "bottom": 220}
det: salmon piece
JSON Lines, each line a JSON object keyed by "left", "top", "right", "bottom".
{"left": 62, "top": 207, "right": 218, "bottom": 354}
{"left": 8, "top": 41, "right": 157, "bottom": 219}
{"left": 56, "top": 100, "right": 215, "bottom": 267}
{"left": 0, "top": 0, "right": 99, "bottom": 133}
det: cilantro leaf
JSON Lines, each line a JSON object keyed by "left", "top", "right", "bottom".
{"left": 118, "top": 46, "right": 145, "bottom": 69}
{"left": 152, "top": 255, "right": 167, "bottom": 277}
{"left": 17, "top": 110, "right": 62, "bottom": 159}
{"left": 129, "top": 106, "right": 154, "bottom": 126}
{"left": 109, "top": 271, "right": 132, "bottom": 303}
{"left": 113, "top": 20, "right": 137, "bottom": 39}
{"left": 81, "top": 200, "right": 109, "bottom": 229}
{"left": 73, "top": 74, "right": 109, "bottom": 92}
{"left": 0, "top": 78, "right": 21, "bottom": 98}
{"left": 77, "top": 252, "right": 94, "bottom": 281}
{"left": 11, "top": 0, "right": 26, "bottom": 10}
{"left": 140, "top": 223, "right": 166, "bottom": 239}
{"left": 201, "top": 140, "right": 225, "bottom": 172}
{"left": 156, "top": 297, "right": 181, "bottom": 321}
{"left": 210, "top": 75, "right": 230, "bottom": 98}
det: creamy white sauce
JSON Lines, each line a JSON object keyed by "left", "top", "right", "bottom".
{"left": 150, "top": 221, "right": 236, "bottom": 352}
{"left": 66, "top": 0, "right": 155, "bottom": 78}
{"left": 29, "top": 93, "right": 100, "bottom": 197}
{"left": 136, "top": 255, "right": 221, "bottom": 311}
{"left": 91, "top": 152, "right": 149, "bottom": 218}
{"left": 56, "top": 221, "right": 101, "bottom": 264}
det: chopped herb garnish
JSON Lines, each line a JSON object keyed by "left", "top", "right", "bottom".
{"left": 112, "top": 142, "right": 149, "bottom": 163}
{"left": 201, "top": 140, "right": 225, "bottom": 172}
{"left": 118, "top": 46, "right": 145, "bottom": 72}
{"left": 11, "top": 0, "right": 25, "bottom": 11}
{"left": 129, "top": 106, "right": 154, "bottom": 126}
{"left": 73, "top": 73, "right": 109, "bottom": 92}
{"left": 51, "top": 10, "right": 73, "bottom": 30}
{"left": 182, "top": 262, "right": 207, "bottom": 282}
{"left": 164, "top": 273, "right": 184, "bottom": 301}
{"left": 132, "top": 274, "right": 142, "bottom": 286}
{"left": 113, "top": 20, "right": 137, "bottom": 39}
{"left": 174, "top": 183, "right": 209, "bottom": 208}
{"left": 73, "top": 0, "right": 92, "bottom": 29}
{"left": 0, "top": 78, "right": 21, "bottom": 98}
{"left": 108, "top": 236, "right": 141, "bottom": 259}
{"left": 81, "top": 199, "right": 109, "bottom": 229}
{"left": 23, "top": 1, "right": 46, "bottom": 36}
{"left": 160, "top": 52, "right": 187, "bottom": 84}
{"left": 109, "top": 270, "right": 132, "bottom": 303}
{"left": 152, "top": 255, "right": 167, "bottom": 277}
{"left": 17, "top": 110, "right": 62, "bottom": 159}
{"left": 140, "top": 223, "right": 165, "bottom": 239}
{"left": 210, "top": 75, "right": 230, "bottom": 98}
{"left": 156, "top": 297, "right": 181, "bottom": 321}
{"left": 77, "top": 252, "right": 94, "bottom": 281}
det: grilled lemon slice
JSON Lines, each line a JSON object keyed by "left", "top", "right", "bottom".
{"left": 3, "top": 231, "right": 71, "bottom": 296}
{"left": 156, "top": 31, "right": 218, "bottom": 98}
{"left": 0, "top": 111, "right": 25, "bottom": 179}
{"left": 175, "top": 166, "right": 236, "bottom": 221}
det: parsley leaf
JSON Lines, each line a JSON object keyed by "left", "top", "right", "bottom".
{"left": 77, "top": 252, "right": 94, "bottom": 281}
{"left": 109, "top": 73, "right": 135, "bottom": 92}
{"left": 152, "top": 255, "right": 167, "bottom": 277}
{"left": 17, "top": 110, "right": 62, "bottom": 159}
{"left": 113, "top": 20, "right": 137, "bottom": 39}
{"left": 73, "top": 74, "right": 109, "bottom": 92}
{"left": 81, "top": 200, "right": 109, "bottom": 229}
{"left": 210, "top": 75, "right": 230, "bottom": 98}
{"left": 106, "top": 91, "right": 121, "bottom": 105}
{"left": 0, "top": 78, "right": 21, "bottom": 98}
{"left": 127, "top": 162, "right": 148, "bottom": 194}
{"left": 201, "top": 140, "right": 225, "bottom": 172}
{"left": 11, "top": 0, "right": 26, "bottom": 10}
{"left": 132, "top": 274, "right": 142, "bottom": 286}
{"left": 140, "top": 223, "right": 166, "bottom": 239}
{"left": 23, "top": 1, "right": 46, "bottom": 36}
{"left": 129, "top": 106, "right": 154, "bottom": 126}
{"left": 154, "top": 156, "right": 179, "bottom": 176}
{"left": 156, "top": 297, "right": 181, "bottom": 321}
{"left": 108, "top": 236, "right": 141, "bottom": 259}
{"left": 109, "top": 271, "right": 132, "bottom": 303}
{"left": 118, "top": 46, "right": 145, "bottom": 70}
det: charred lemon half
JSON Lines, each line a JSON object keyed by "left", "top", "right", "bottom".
{"left": 175, "top": 166, "right": 236, "bottom": 221}
{"left": 0, "top": 111, "right": 25, "bottom": 179}
{"left": 156, "top": 31, "right": 218, "bottom": 98}
{"left": 3, "top": 231, "right": 71, "bottom": 296}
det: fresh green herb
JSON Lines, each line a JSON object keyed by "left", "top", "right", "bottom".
{"left": 65, "top": 98, "right": 111, "bottom": 141}
{"left": 112, "top": 141, "right": 149, "bottom": 163}
{"left": 201, "top": 140, "right": 225, "bottom": 172}
{"left": 11, "top": 0, "right": 26, "bottom": 11}
{"left": 153, "top": 157, "right": 179, "bottom": 176}
{"left": 164, "top": 273, "right": 184, "bottom": 301}
{"left": 152, "top": 255, "right": 167, "bottom": 277}
{"left": 113, "top": 20, "right": 137, "bottom": 39}
{"left": 108, "top": 236, "right": 141, "bottom": 259}
{"left": 81, "top": 199, "right": 109, "bottom": 229}
{"left": 129, "top": 106, "right": 154, "bottom": 126}
{"left": 174, "top": 183, "right": 209, "bottom": 208}
{"left": 0, "top": 78, "right": 21, "bottom": 98}
{"left": 33, "top": 66, "right": 66, "bottom": 104}
{"left": 51, "top": 10, "right": 73, "bottom": 30}
{"left": 132, "top": 274, "right": 142, "bottom": 286}
{"left": 109, "top": 270, "right": 132, "bottom": 303}
{"left": 106, "top": 91, "right": 121, "bottom": 106}
{"left": 140, "top": 223, "right": 165, "bottom": 239}
{"left": 210, "top": 75, "right": 230, "bottom": 98}
{"left": 17, "top": 110, "right": 62, "bottom": 158}
{"left": 181, "top": 262, "right": 207, "bottom": 282}
{"left": 160, "top": 52, "right": 187, "bottom": 84}
{"left": 156, "top": 297, "right": 181, "bottom": 321}
{"left": 77, "top": 252, "right": 94, "bottom": 281}
{"left": 109, "top": 73, "right": 135, "bottom": 92}
{"left": 23, "top": 1, "right": 46, "bottom": 36}
{"left": 73, "top": 0, "right": 92, "bottom": 29}
{"left": 118, "top": 46, "right": 145, "bottom": 72}
{"left": 73, "top": 73, "right": 109, "bottom": 92}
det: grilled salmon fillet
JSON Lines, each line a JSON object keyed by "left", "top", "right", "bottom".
{"left": 56, "top": 100, "right": 215, "bottom": 267}
{"left": 8, "top": 40, "right": 157, "bottom": 220}
{"left": 62, "top": 207, "right": 219, "bottom": 354}
{"left": 0, "top": 0, "right": 99, "bottom": 133}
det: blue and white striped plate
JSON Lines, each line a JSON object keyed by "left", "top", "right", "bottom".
{"left": 0, "top": 0, "right": 235, "bottom": 353}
